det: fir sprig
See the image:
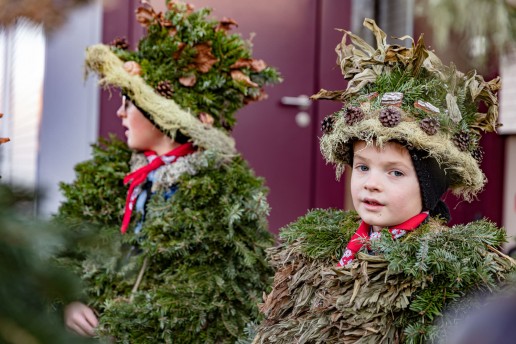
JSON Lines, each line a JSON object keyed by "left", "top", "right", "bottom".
{"left": 280, "top": 208, "right": 360, "bottom": 260}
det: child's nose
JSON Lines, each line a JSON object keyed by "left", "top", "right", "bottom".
{"left": 116, "top": 104, "right": 126, "bottom": 119}
{"left": 363, "top": 172, "right": 382, "bottom": 191}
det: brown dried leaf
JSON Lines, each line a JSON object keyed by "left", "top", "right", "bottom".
{"left": 173, "top": 42, "right": 186, "bottom": 59}
{"left": 310, "top": 89, "right": 346, "bottom": 102}
{"left": 215, "top": 17, "right": 239, "bottom": 32}
{"left": 167, "top": 1, "right": 195, "bottom": 14}
{"left": 363, "top": 18, "right": 387, "bottom": 52}
{"left": 179, "top": 74, "right": 197, "bottom": 87}
{"left": 0, "top": 138, "right": 10, "bottom": 145}
{"left": 123, "top": 61, "right": 142, "bottom": 76}
{"left": 230, "top": 58, "right": 267, "bottom": 72}
{"left": 410, "top": 34, "right": 428, "bottom": 75}
{"left": 193, "top": 43, "right": 219, "bottom": 73}
{"left": 157, "top": 13, "right": 174, "bottom": 28}
{"left": 135, "top": 5, "right": 156, "bottom": 28}
{"left": 231, "top": 70, "right": 259, "bottom": 87}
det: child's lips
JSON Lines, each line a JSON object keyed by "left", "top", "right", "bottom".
{"left": 362, "top": 198, "right": 384, "bottom": 210}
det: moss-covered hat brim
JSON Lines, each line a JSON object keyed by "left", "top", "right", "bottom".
{"left": 85, "top": 44, "right": 236, "bottom": 155}
{"left": 320, "top": 116, "right": 485, "bottom": 201}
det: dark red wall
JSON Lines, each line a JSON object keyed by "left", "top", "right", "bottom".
{"left": 99, "top": 0, "right": 142, "bottom": 140}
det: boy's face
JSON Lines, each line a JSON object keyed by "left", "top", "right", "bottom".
{"left": 116, "top": 96, "right": 168, "bottom": 152}
{"left": 350, "top": 141, "right": 423, "bottom": 229}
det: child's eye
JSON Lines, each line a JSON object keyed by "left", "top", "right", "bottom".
{"left": 355, "top": 164, "right": 369, "bottom": 172}
{"left": 390, "top": 170, "right": 404, "bottom": 177}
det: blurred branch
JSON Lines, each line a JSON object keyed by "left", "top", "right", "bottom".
{"left": 0, "top": 0, "right": 95, "bottom": 31}
{"left": 416, "top": 0, "right": 516, "bottom": 64}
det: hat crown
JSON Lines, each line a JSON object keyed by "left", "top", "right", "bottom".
{"left": 111, "top": 0, "right": 281, "bottom": 131}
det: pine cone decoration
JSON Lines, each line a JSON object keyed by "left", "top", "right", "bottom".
{"left": 452, "top": 131, "right": 471, "bottom": 152}
{"left": 155, "top": 80, "right": 174, "bottom": 99}
{"left": 321, "top": 115, "right": 335, "bottom": 134}
{"left": 110, "top": 37, "right": 129, "bottom": 50}
{"left": 471, "top": 147, "right": 484, "bottom": 164}
{"left": 379, "top": 106, "right": 401, "bottom": 127}
{"left": 344, "top": 106, "right": 365, "bottom": 125}
{"left": 419, "top": 117, "right": 440, "bottom": 135}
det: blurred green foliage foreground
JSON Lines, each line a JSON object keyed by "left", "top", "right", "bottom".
{"left": 0, "top": 184, "right": 94, "bottom": 344}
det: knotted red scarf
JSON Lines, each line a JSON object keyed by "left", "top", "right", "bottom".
{"left": 120, "top": 142, "right": 196, "bottom": 233}
{"left": 337, "top": 212, "right": 428, "bottom": 267}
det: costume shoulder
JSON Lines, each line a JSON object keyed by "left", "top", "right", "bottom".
{"left": 269, "top": 208, "right": 360, "bottom": 266}
{"left": 255, "top": 213, "right": 515, "bottom": 344}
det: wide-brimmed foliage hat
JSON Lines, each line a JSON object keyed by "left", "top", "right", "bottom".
{"left": 314, "top": 19, "right": 500, "bottom": 201}
{"left": 85, "top": 0, "right": 281, "bottom": 155}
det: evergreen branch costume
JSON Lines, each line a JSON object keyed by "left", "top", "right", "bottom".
{"left": 56, "top": 1, "right": 280, "bottom": 342}
{"left": 252, "top": 20, "right": 514, "bottom": 343}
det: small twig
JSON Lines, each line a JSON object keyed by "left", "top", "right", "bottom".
{"left": 487, "top": 245, "right": 516, "bottom": 265}
{"left": 130, "top": 256, "right": 149, "bottom": 303}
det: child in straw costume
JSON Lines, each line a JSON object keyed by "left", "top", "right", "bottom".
{"left": 55, "top": 1, "right": 281, "bottom": 342}
{"left": 252, "top": 19, "right": 515, "bottom": 344}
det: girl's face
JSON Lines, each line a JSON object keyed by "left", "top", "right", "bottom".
{"left": 116, "top": 96, "right": 169, "bottom": 152}
{"left": 350, "top": 141, "right": 423, "bottom": 231}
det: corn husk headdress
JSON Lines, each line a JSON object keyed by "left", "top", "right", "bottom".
{"left": 85, "top": 0, "right": 281, "bottom": 155}
{"left": 313, "top": 19, "right": 500, "bottom": 200}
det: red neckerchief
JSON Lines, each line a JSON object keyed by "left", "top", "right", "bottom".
{"left": 120, "top": 142, "right": 196, "bottom": 234}
{"left": 337, "top": 212, "right": 428, "bottom": 267}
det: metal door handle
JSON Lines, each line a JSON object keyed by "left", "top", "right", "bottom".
{"left": 280, "top": 95, "right": 311, "bottom": 109}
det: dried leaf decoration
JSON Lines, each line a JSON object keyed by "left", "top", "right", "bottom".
{"left": 123, "top": 61, "right": 142, "bottom": 76}
{"left": 167, "top": 0, "right": 195, "bottom": 15}
{"left": 135, "top": 2, "right": 172, "bottom": 29}
{"left": 231, "top": 58, "right": 267, "bottom": 72}
{"left": 216, "top": 17, "right": 239, "bottom": 32}
{"left": 312, "top": 18, "right": 501, "bottom": 134}
{"left": 193, "top": 43, "right": 219, "bottom": 73}
{"left": 179, "top": 74, "right": 197, "bottom": 87}
{"left": 135, "top": 3, "right": 155, "bottom": 28}
{"left": 324, "top": 18, "right": 428, "bottom": 102}
{"left": 231, "top": 70, "right": 259, "bottom": 87}
{"left": 172, "top": 42, "right": 187, "bottom": 60}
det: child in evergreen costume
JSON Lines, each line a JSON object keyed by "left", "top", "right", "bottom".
{"left": 57, "top": 1, "right": 280, "bottom": 342}
{"left": 252, "top": 19, "right": 514, "bottom": 343}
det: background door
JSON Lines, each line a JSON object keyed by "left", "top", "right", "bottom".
{"left": 101, "top": 0, "right": 352, "bottom": 232}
